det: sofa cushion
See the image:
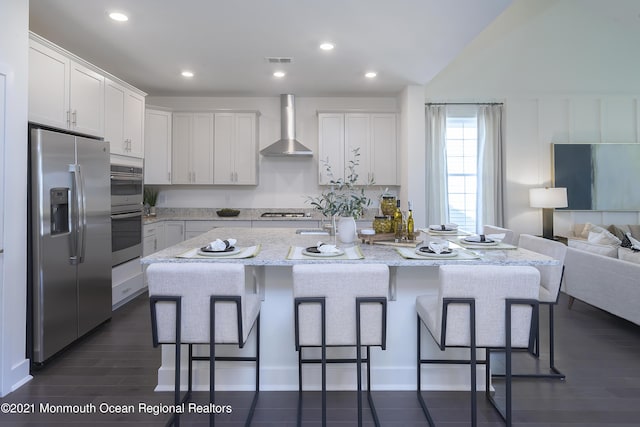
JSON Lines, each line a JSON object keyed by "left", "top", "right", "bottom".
{"left": 568, "top": 239, "right": 618, "bottom": 257}
{"left": 629, "top": 225, "right": 640, "bottom": 240}
{"left": 618, "top": 247, "right": 640, "bottom": 265}
{"left": 588, "top": 229, "right": 621, "bottom": 246}
{"left": 607, "top": 225, "right": 629, "bottom": 241}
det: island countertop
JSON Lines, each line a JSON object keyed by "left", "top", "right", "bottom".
{"left": 141, "top": 226, "right": 557, "bottom": 266}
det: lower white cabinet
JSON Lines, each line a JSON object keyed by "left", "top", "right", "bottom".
{"left": 143, "top": 222, "right": 165, "bottom": 256}
{"left": 164, "top": 221, "right": 186, "bottom": 247}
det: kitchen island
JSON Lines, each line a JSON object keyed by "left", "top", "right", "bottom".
{"left": 141, "top": 227, "right": 556, "bottom": 392}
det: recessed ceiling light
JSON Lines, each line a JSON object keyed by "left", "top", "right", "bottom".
{"left": 365, "top": 71, "right": 377, "bottom": 78}
{"left": 319, "top": 42, "right": 335, "bottom": 51}
{"left": 181, "top": 71, "right": 194, "bottom": 78}
{"left": 108, "top": 12, "right": 128, "bottom": 22}
{"left": 273, "top": 71, "right": 286, "bottom": 78}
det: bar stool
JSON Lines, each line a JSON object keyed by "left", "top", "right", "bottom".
{"left": 416, "top": 265, "right": 540, "bottom": 427}
{"left": 148, "top": 263, "right": 261, "bottom": 426}
{"left": 293, "top": 264, "right": 389, "bottom": 427}
{"left": 510, "top": 234, "right": 568, "bottom": 379}
{"left": 483, "top": 224, "right": 517, "bottom": 245}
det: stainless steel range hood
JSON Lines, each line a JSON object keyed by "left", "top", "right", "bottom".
{"left": 260, "top": 94, "right": 313, "bottom": 157}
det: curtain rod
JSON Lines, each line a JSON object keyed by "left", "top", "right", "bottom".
{"left": 425, "top": 102, "right": 504, "bottom": 106}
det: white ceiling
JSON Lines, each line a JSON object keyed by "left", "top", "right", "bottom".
{"left": 29, "top": 0, "right": 513, "bottom": 97}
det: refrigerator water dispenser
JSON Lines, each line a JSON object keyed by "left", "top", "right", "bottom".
{"left": 50, "top": 188, "right": 69, "bottom": 235}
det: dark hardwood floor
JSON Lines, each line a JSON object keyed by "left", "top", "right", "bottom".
{"left": 2, "top": 292, "right": 639, "bottom": 426}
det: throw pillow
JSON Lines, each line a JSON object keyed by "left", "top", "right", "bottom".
{"left": 618, "top": 247, "right": 640, "bottom": 265}
{"left": 629, "top": 225, "right": 640, "bottom": 241}
{"left": 621, "top": 233, "right": 633, "bottom": 249}
{"left": 568, "top": 239, "right": 618, "bottom": 257}
{"left": 580, "top": 222, "right": 597, "bottom": 238}
{"left": 607, "top": 225, "right": 628, "bottom": 241}
{"left": 587, "top": 229, "right": 622, "bottom": 246}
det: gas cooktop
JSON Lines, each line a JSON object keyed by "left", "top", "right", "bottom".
{"left": 260, "top": 212, "right": 308, "bottom": 218}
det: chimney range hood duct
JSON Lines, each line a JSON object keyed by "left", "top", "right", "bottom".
{"left": 260, "top": 94, "right": 313, "bottom": 157}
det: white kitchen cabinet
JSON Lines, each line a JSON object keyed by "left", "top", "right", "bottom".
{"left": 144, "top": 109, "right": 172, "bottom": 184}
{"left": 214, "top": 113, "right": 258, "bottom": 185}
{"left": 143, "top": 222, "right": 165, "bottom": 256}
{"left": 105, "top": 79, "right": 145, "bottom": 158}
{"left": 164, "top": 221, "right": 185, "bottom": 247}
{"left": 172, "top": 113, "right": 214, "bottom": 184}
{"left": 318, "top": 113, "right": 345, "bottom": 185}
{"left": 29, "top": 37, "right": 104, "bottom": 137}
{"left": 318, "top": 112, "right": 398, "bottom": 186}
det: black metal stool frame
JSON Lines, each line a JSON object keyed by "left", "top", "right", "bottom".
{"left": 294, "top": 296, "right": 387, "bottom": 427}
{"left": 150, "top": 295, "right": 260, "bottom": 427}
{"left": 417, "top": 297, "right": 539, "bottom": 427}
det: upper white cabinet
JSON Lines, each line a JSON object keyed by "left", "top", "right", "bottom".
{"left": 172, "top": 113, "right": 214, "bottom": 184}
{"left": 318, "top": 112, "right": 398, "bottom": 186}
{"left": 144, "top": 109, "right": 172, "bottom": 184}
{"left": 214, "top": 112, "right": 258, "bottom": 185}
{"left": 29, "top": 38, "right": 104, "bottom": 137}
{"left": 318, "top": 113, "right": 345, "bottom": 185}
{"left": 105, "top": 79, "right": 145, "bottom": 158}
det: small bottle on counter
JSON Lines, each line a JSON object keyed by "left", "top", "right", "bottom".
{"left": 407, "top": 201, "right": 415, "bottom": 241}
{"left": 393, "top": 199, "right": 403, "bottom": 241}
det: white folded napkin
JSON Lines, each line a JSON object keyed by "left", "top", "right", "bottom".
{"left": 427, "top": 239, "right": 449, "bottom": 254}
{"left": 464, "top": 234, "right": 493, "bottom": 243}
{"left": 206, "top": 238, "right": 237, "bottom": 251}
{"left": 627, "top": 233, "right": 640, "bottom": 250}
{"left": 316, "top": 241, "right": 341, "bottom": 253}
{"left": 485, "top": 233, "right": 505, "bottom": 242}
{"left": 428, "top": 223, "right": 458, "bottom": 231}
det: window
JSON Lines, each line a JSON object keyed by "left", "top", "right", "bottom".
{"left": 445, "top": 114, "right": 478, "bottom": 232}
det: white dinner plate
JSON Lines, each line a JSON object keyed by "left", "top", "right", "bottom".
{"left": 197, "top": 247, "right": 242, "bottom": 257}
{"left": 303, "top": 246, "right": 345, "bottom": 257}
{"left": 461, "top": 238, "right": 499, "bottom": 246}
{"left": 414, "top": 248, "right": 458, "bottom": 258}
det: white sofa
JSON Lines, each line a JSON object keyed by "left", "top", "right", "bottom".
{"left": 562, "top": 224, "right": 640, "bottom": 325}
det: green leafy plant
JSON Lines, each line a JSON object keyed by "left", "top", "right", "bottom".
{"left": 143, "top": 187, "right": 158, "bottom": 207}
{"left": 306, "top": 148, "right": 373, "bottom": 218}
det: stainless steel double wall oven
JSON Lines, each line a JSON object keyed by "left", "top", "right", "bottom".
{"left": 110, "top": 164, "right": 143, "bottom": 266}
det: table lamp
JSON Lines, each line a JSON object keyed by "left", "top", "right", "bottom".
{"left": 529, "top": 187, "right": 568, "bottom": 239}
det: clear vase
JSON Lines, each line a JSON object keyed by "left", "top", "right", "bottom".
{"left": 337, "top": 216, "right": 357, "bottom": 244}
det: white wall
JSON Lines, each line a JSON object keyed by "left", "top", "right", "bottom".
{"left": 146, "top": 95, "right": 399, "bottom": 209}
{"left": 425, "top": 0, "right": 640, "bottom": 236}
{"left": 0, "top": 0, "right": 30, "bottom": 396}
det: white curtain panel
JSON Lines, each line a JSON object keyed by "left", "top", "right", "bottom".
{"left": 425, "top": 105, "right": 449, "bottom": 225}
{"left": 477, "top": 104, "right": 504, "bottom": 231}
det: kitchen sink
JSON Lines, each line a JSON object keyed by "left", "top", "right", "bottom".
{"left": 295, "top": 229, "right": 329, "bottom": 235}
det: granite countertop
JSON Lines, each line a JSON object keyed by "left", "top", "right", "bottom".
{"left": 141, "top": 226, "right": 559, "bottom": 267}
{"left": 143, "top": 208, "right": 377, "bottom": 225}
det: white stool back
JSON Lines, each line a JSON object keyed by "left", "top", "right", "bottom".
{"left": 518, "top": 234, "right": 567, "bottom": 303}
{"left": 293, "top": 264, "right": 389, "bottom": 347}
{"left": 147, "top": 262, "right": 260, "bottom": 344}
{"left": 483, "top": 224, "right": 517, "bottom": 245}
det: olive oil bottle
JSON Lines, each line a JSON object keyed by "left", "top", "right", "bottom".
{"left": 406, "top": 201, "right": 415, "bottom": 240}
{"left": 393, "top": 199, "right": 403, "bottom": 241}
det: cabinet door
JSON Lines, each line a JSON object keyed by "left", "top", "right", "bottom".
{"left": 69, "top": 61, "right": 104, "bottom": 137}
{"left": 213, "top": 113, "right": 234, "bottom": 184}
{"left": 191, "top": 113, "right": 214, "bottom": 184}
{"left": 28, "top": 40, "right": 70, "bottom": 130}
{"left": 370, "top": 113, "right": 398, "bottom": 185}
{"left": 345, "top": 113, "right": 371, "bottom": 185}
{"left": 171, "top": 113, "right": 192, "bottom": 184}
{"left": 318, "top": 113, "right": 345, "bottom": 185}
{"left": 124, "top": 91, "right": 145, "bottom": 158}
{"left": 234, "top": 113, "right": 257, "bottom": 184}
{"left": 144, "top": 109, "right": 172, "bottom": 184}
{"left": 143, "top": 234, "right": 157, "bottom": 257}
{"left": 164, "top": 221, "right": 185, "bottom": 247}
{"left": 104, "top": 80, "right": 125, "bottom": 154}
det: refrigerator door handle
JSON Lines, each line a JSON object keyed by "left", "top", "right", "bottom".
{"left": 69, "top": 164, "right": 87, "bottom": 264}
{"left": 69, "top": 164, "right": 79, "bottom": 264}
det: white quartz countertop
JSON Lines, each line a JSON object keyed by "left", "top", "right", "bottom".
{"left": 141, "top": 227, "right": 558, "bottom": 267}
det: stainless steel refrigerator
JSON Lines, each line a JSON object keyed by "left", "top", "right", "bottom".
{"left": 28, "top": 126, "right": 112, "bottom": 365}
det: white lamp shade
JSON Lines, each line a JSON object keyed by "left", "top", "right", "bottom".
{"left": 529, "top": 187, "right": 568, "bottom": 208}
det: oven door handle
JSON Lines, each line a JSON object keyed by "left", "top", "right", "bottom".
{"left": 111, "top": 212, "right": 143, "bottom": 219}
{"left": 110, "top": 174, "right": 143, "bottom": 181}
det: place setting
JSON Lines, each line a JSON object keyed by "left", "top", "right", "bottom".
{"left": 395, "top": 238, "right": 479, "bottom": 260}
{"left": 287, "top": 241, "right": 364, "bottom": 260}
{"left": 454, "top": 233, "right": 517, "bottom": 249}
{"left": 420, "top": 223, "right": 471, "bottom": 237}
{"left": 177, "top": 238, "right": 261, "bottom": 259}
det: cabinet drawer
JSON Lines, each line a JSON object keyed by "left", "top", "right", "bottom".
{"left": 144, "top": 224, "right": 158, "bottom": 237}
{"left": 112, "top": 273, "right": 145, "bottom": 308}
